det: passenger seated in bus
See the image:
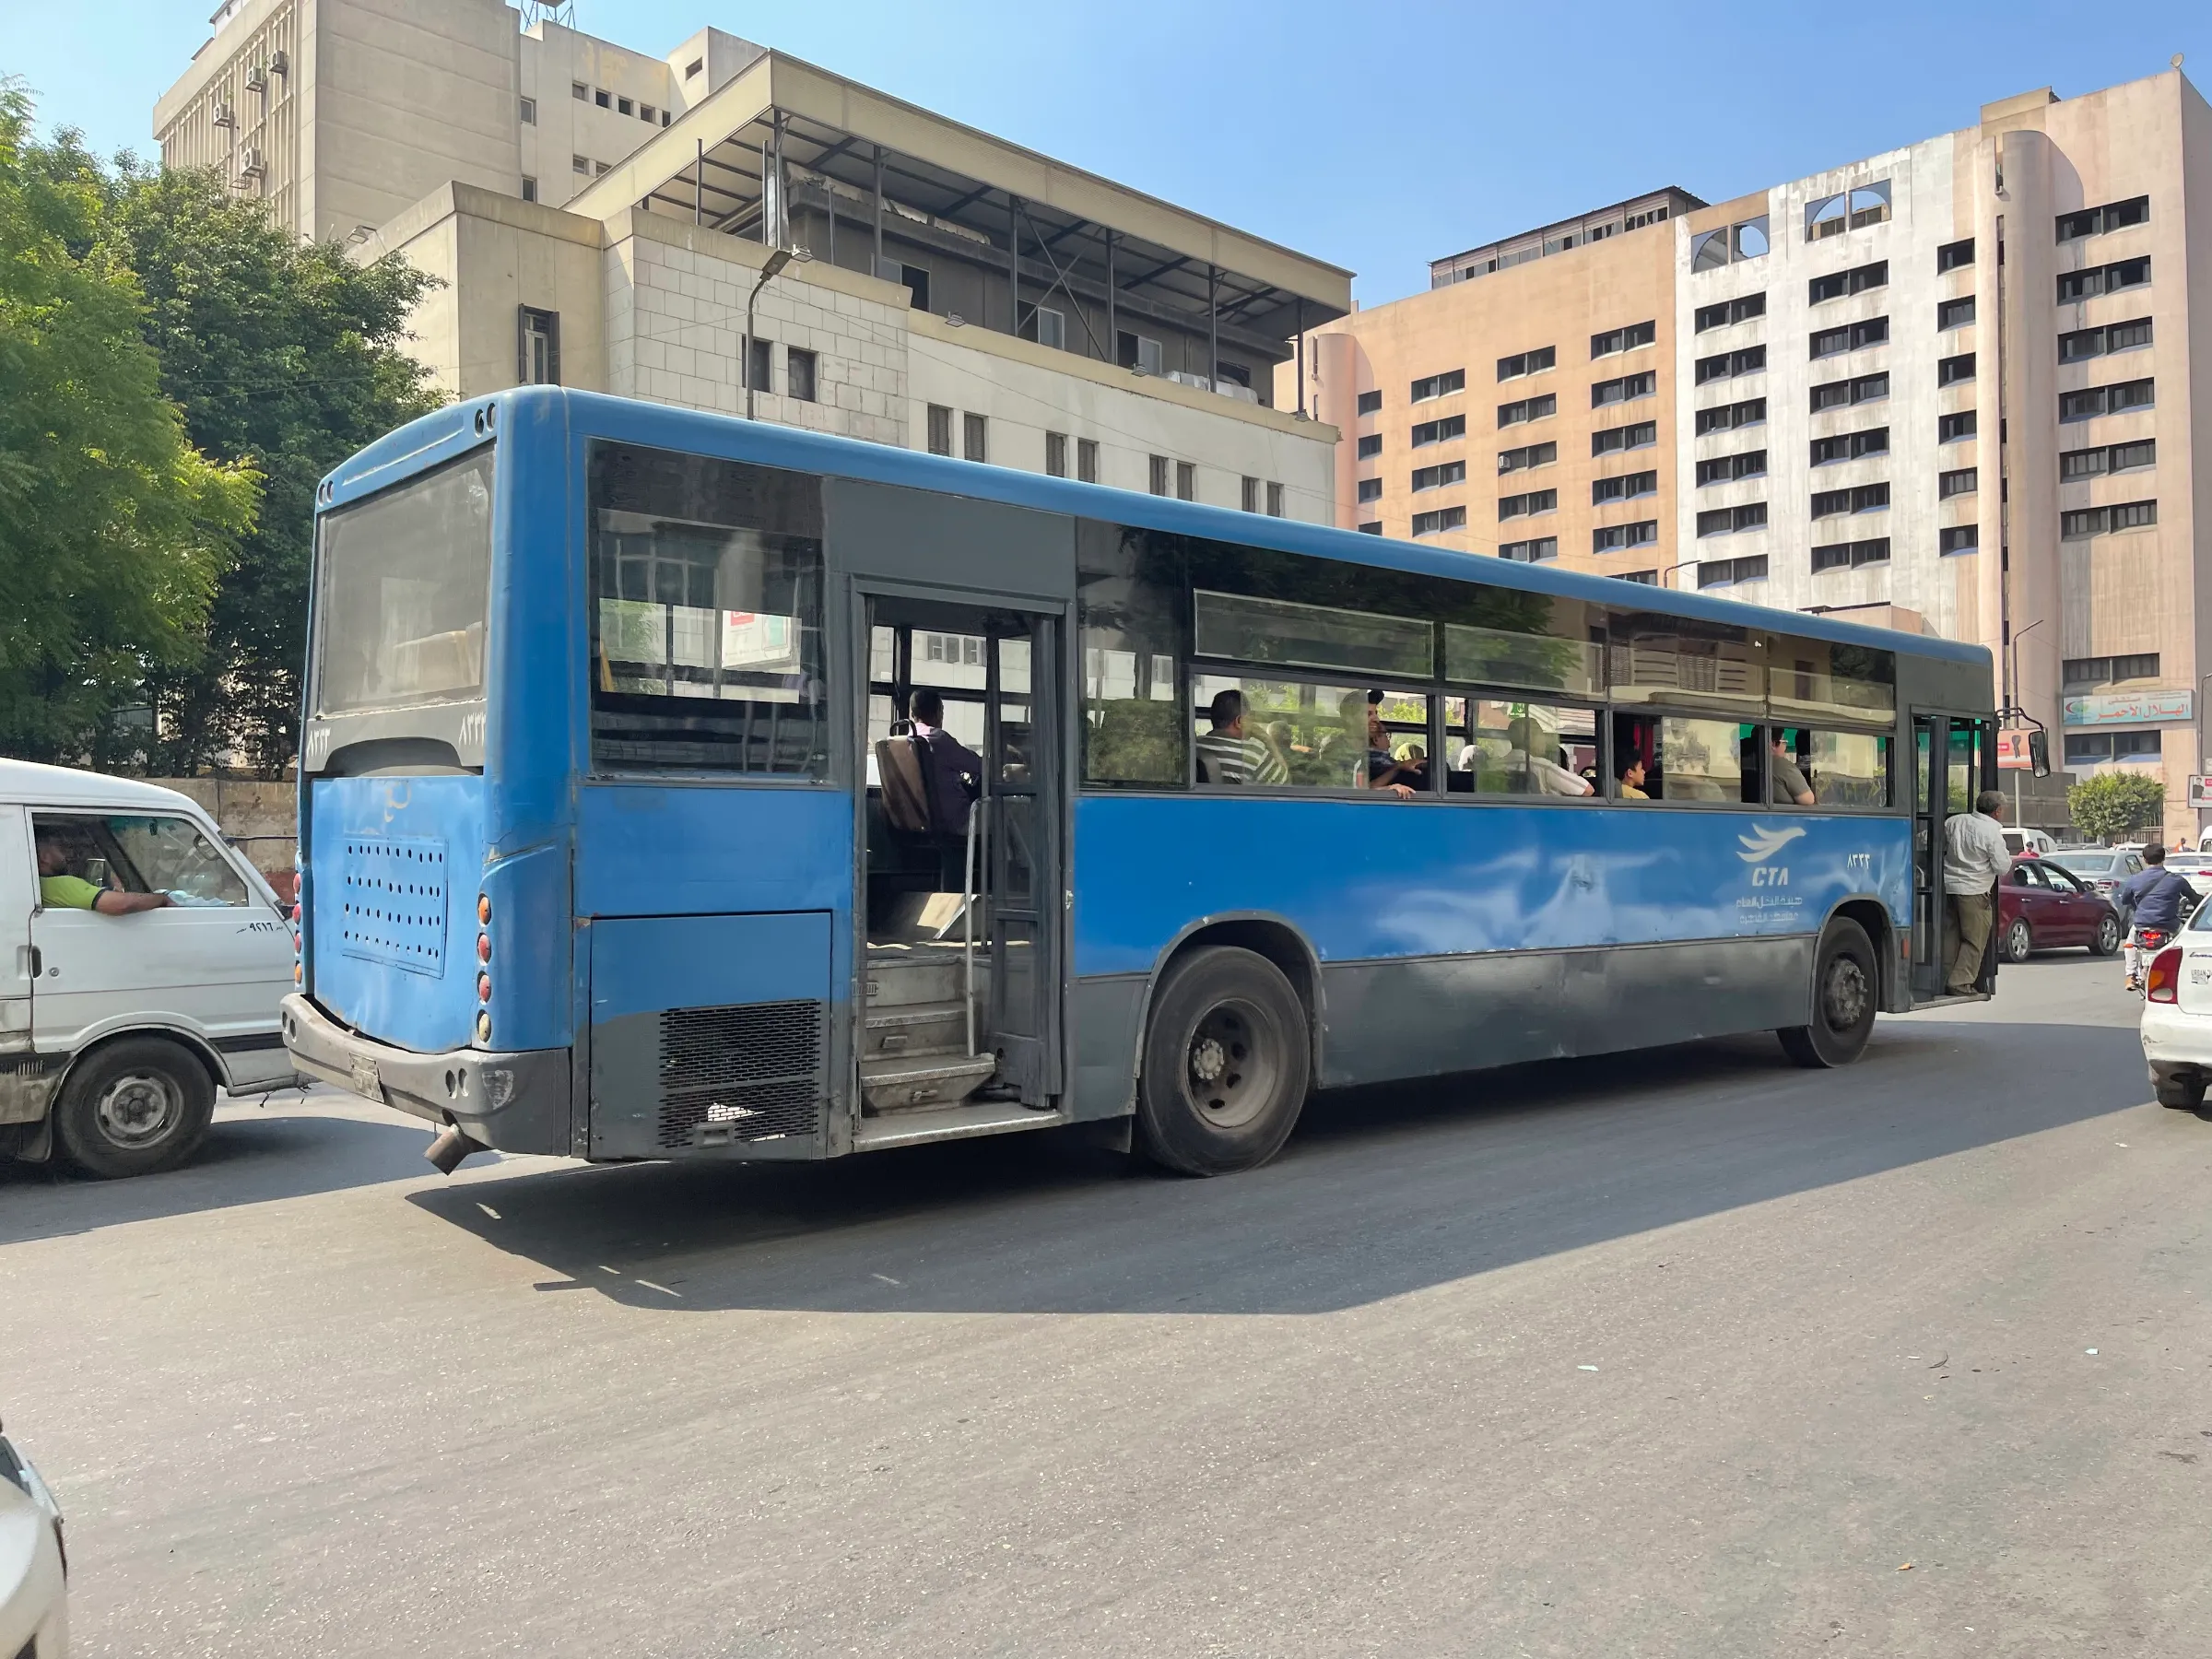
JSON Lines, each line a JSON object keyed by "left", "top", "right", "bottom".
{"left": 1616, "top": 756, "right": 1651, "bottom": 800}
{"left": 1770, "top": 731, "right": 1817, "bottom": 806}
{"left": 1346, "top": 691, "right": 1418, "bottom": 798}
{"left": 1195, "top": 689, "right": 1288, "bottom": 785}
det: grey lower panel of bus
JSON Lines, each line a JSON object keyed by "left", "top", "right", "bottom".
{"left": 1068, "top": 933, "right": 1818, "bottom": 1113}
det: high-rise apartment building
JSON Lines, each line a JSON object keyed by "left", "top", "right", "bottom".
{"left": 1289, "top": 69, "right": 2212, "bottom": 843}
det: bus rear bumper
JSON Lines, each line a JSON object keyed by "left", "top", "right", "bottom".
{"left": 280, "top": 994, "right": 570, "bottom": 1155}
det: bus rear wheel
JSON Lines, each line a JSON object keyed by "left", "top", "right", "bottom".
{"left": 53, "top": 1036, "right": 217, "bottom": 1179}
{"left": 1778, "top": 919, "right": 1877, "bottom": 1069}
{"left": 1137, "top": 946, "right": 1311, "bottom": 1176}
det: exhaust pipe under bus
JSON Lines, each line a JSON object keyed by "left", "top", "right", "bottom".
{"left": 425, "top": 1123, "right": 487, "bottom": 1176}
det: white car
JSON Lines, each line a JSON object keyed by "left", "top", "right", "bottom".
{"left": 2140, "top": 905, "right": 2212, "bottom": 1109}
{"left": 0, "top": 1425, "right": 66, "bottom": 1658}
{"left": 2003, "top": 828, "right": 2058, "bottom": 858}
{"left": 1, "top": 759, "right": 298, "bottom": 1178}
{"left": 2161, "top": 853, "right": 2212, "bottom": 900}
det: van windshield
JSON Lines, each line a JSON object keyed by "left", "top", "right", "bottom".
{"left": 313, "top": 449, "right": 494, "bottom": 716}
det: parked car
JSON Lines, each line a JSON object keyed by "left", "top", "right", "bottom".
{"left": 2003, "top": 828, "right": 2058, "bottom": 858}
{"left": 2041, "top": 846, "right": 2148, "bottom": 900}
{"left": 0, "top": 1421, "right": 65, "bottom": 1658}
{"left": 2160, "top": 853, "right": 2212, "bottom": 900}
{"left": 2140, "top": 901, "right": 2212, "bottom": 1109}
{"left": 1, "top": 759, "right": 298, "bottom": 1179}
{"left": 1997, "top": 859, "right": 2124, "bottom": 962}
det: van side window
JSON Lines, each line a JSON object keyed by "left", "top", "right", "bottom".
{"left": 33, "top": 812, "right": 249, "bottom": 907}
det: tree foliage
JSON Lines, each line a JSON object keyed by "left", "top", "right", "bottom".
{"left": 2067, "top": 770, "right": 2167, "bottom": 842}
{"left": 0, "top": 83, "right": 255, "bottom": 762}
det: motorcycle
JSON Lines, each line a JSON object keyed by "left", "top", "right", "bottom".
{"left": 2130, "top": 923, "right": 2175, "bottom": 995}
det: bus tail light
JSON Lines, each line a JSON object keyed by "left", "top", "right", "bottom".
{"left": 2147, "top": 946, "right": 2183, "bottom": 1004}
{"left": 477, "top": 971, "right": 492, "bottom": 1003}
{"left": 477, "top": 933, "right": 491, "bottom": 964}
{"left": 475, "top": 1010, "right": 492, "bottom": 1044}
{"left": 477, "top": 893, "right": 491, "bottom": 925}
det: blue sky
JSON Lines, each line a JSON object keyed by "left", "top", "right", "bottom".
{"left": 6, "top": 0, "right": 2209, "bottom": 301}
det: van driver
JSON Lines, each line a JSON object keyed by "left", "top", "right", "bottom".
{"left": 35, "top": 828, "right": 171, "bottom": 914}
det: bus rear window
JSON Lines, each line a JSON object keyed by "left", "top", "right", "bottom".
{"left": 313, "top": 449, "right": 494, "bottom": 715}
{"left": 587, "top": 442, "right": 827, "bottom": 776}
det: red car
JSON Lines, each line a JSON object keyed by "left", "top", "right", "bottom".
{"left": 1998, "top": 859, "right": 2123, "bottom": 961}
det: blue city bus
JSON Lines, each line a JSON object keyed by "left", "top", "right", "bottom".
{"left": 281, "top": 386, "right": 1998, "bottom": 1176}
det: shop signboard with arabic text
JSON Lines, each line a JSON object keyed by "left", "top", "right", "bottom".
{"left": 2062, "top": 689, "right": 2193, "bottom": 727}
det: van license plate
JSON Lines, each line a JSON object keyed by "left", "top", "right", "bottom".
{"left": 347, "top": 1055, "right": 382, "bottom": 1101}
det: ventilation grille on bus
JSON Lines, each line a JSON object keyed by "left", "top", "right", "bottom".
{"left": 656, "top": 999, "right": 824, "bottom": 1149}
{"left": 335, "top": 837, "right": 449, "bottom": 977}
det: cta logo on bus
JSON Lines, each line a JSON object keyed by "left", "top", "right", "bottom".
{"left": 1737, "top": 824, "right": 1806, "bottom": 888}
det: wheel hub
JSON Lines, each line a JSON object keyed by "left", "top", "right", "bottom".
{"left": 1824, "top": 958, "right": 1869, "bottom": 1030}
{"left": 1189, "top": 1035, "right": 1228, "bottom": 1086}
{"left": 94, "top": 1072, "right": 180, "bottom": 1148}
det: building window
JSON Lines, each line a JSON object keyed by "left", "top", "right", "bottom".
{"left": 2061, "top": 500, "right": 2158, "bottom": 538}
{"left": 1590, "top": 320, "right": 1656, "bottom": 357}
{"left": 1018, "top": 302, "right": 1067, "bottom": 351}
{"left": 1046, "top": 431, "right": 1069, "bottom": 478}
{"left": 1698, "top": 555, "right": 1770, "bottom": 587}
{"left": 787, "top": 347, "right": 817, "bottom": 403}
{"left": 2066, "top": 730, "right": 2163, "bottom": 765}
{"left": 1695, "top": 397, "right": 1767, "bottom": 435}
{"left": 1693, "top": 346, "right": 1765, "bottom": 384}
{"left": 1265, "top": 481, "right": 1284, "bottom": 518}
{"left": 594, "top": 88, "right": 610, "bottom": 108}
{"left": 1590, "top": 422, "right": 1656, "bottom": 455}
{"left": 1689, "top": 217, "right": 1770, "bottom": 269}
{"left": 1807, "top": 260, "right": 1888, "bottom": 303}
{"left": 1357, "top": 477, "right": 1383, "bottom": 503}
{"left": 1938, "top": 466, "right": 1978, "bottom": 499}
{"left": 618, "top": 96, "right": 634, "bottom": 116}
{"left": 2064, "top": 653, "right": 2161, "bottom": 688}
{"left": 520, "top": 175, "right": 537, "bottom": 203}
{"left": 2060, "top": 317, "right": 2154, "bottom": 361}
{"left": 1149, "top": 454, "right": 1170, "bottom": 496}
{"left": 1696, "top": 502, "right": 1768, "bottom": 536}
{"left": 1809, "top": 427, "right": 1888, "bottom": 465}
{"left": 686, "top": 58, "right": 704, "bottom": 77}
{"left": 1591, "top": 520, "right": 1660, "bottom": 552}
{"left": 660, "top": 111, "right": 672, "bottom": 127}
{"left": 1357, "top": 389, "right": 1382, "bottom": 416}
{"left": 2057, "top": 194, "right": 2150, "bottom": 241}
{"left": 520, "top": 96, "right": 536, "bottom": 124}
{"left": 1806, "top": 181, "right": 1889, "bottom": 240}
{"left": 641, "top": 103, "right": 657, "bottom": 123}
{"left": 1412, "top": 414, "right": 1469, "bottom": 446}
{"left": 1937, "top": 295, "right": 1976, "bottom": 331}
{"left": 1811, "top": 372, "right": 1888, "bottom": 411}
{"left": 1358, "top": 522, "right": 1383, "bottom": 535}
{"left": 1411, "top": 506, "right": 1467, "bottom": 536}
{"left": 1411, "top": 461, "right": 1467, "bottom": 491}
{"left": 1592, "top": 370, "right": 1658, "bottom": 407}
{"left": 1937, "top": 410, "right": 1977, "bottom": 443}
{"left": 1494, "top": 395, "right": 1556, "bottom": 429}
{"left": 572, "top": 81, "right": 588, "bottom": 100}
{"left": 1936, "top": 237, "right": 1975, "bottom": 273}
{"left": 1355, "top": 433, "right": 1383, "bottom": 462}
{"left": 1118, "top": 331, "right": 1164, "bottom": 374}
{"left": 966, "top": 413, "right": 990, "bottom": 465}
{"left": 1938, "top": 525, "right": 1979, "bottom": 555}
{"left": 2059, "top": 439, "right": 2156, "bottom": 480}
{"left": 1811, "top": 482, "right": 1889, "bottom": 517}
{"left": 1077, "top": 439, "right": 1100, "bottom": 484}
{"left": 594, "top": 160, "right": 610, "bottom": 175}
{"left": 573, "top": 154, "right": 590, "bottom": 174}
{"left": 1810, "top": 538, "right": 1891, "bottom": 571}
{"left": 746, "top": 335, "right": 772, "bottom": 394}
{"left": 1693, "top": 293, "right": 1766, "bottom": 332}
{"left": 927, "top": 404, "right": 953, "bottom": 456}
{"left": 1410, "top": 369, "right": 1466, "bottom": 401}
{"left": 1498, "top": 488, "right": 1558, "bottom": 520}
{"left": 1498, "top": 441, "right": 1559, "bottom": 473}
{"left": 1937, "top": 351, "right": 1976, "bottom": 387}
{"left": 1240, "top": 475, "right": 1259, "bottom": 512}
{"left": 1591, "top": 470, "right": 1658, "bottom": 504}
{"left": 1175, "top": 461, "right": 1195, "bottom": 501}
{"left": 1497, "top": 346, "right": 1557, "bottom": 381}
{"left": 2059, "top": 377, "right": 2155, "bottom": 421}
{"left": 1500, "top": 537, "right": 1559, "bottom": 563}
{"left": 2057, "top": 256, "right": 2150, "bottom": 302}
{"left": 517, "top": 305, "right": 559, "bottom": 384}
{"left": 1696, "top": 449, "right": 1767, "bottom": 485}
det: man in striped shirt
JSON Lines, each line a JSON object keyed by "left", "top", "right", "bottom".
{"left": 1195, "top": 689, "right": 1288, "bottom": 785}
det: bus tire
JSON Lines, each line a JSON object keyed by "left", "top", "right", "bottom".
{"left": 52, "top": 1036, "right": 217, "bottom": 1180}
{"left": 1778, "top": 919, "right": 1877, "bottom": 1069}
{"left": 1136, "top": 946, "right": 1311, "bottom": 1176}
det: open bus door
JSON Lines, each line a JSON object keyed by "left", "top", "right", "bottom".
{"left": 1911, "top": 712, "right": 1999, "bottom": 1005}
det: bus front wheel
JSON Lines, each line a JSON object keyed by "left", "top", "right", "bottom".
{"left": 1137, "top": 946, "right": 1311, "bottom": 1176}
{"left": 1778, "top": 919, "right": 1877, "bottom": 1069}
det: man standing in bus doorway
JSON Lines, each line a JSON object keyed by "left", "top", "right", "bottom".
{"left": 1942, "top": 789, "right": 2013, "bottom": 996}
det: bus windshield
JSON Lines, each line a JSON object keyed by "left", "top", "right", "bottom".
{"left": 313, "top": 448, "right": 494, "bottom": 716}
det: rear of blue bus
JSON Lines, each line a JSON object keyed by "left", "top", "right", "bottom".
{"left": 281, "top": 393, "right": 577, "bottom": 1157}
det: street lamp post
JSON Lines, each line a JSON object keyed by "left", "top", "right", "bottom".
{"left": 744, "top": 246, "right": 806, "bottom": 421}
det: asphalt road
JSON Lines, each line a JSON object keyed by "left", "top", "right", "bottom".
{"left": 6, "top": 951, "right": 2210, "bottom": 1657}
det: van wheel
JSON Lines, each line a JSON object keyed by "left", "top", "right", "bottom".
{"left": 1137, "top": 946, "right": 1311, "bottom": 1176}
{"left": 53, "top": 1038, "right": 216, "bottom": 1180}
{"left": 1779, "top": 919, "right": 1877, "bottom": 1069}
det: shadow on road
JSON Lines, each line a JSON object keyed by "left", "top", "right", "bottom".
{"left": 402, "top": 1016, "right": 2158, "bottom": 1317}
{"left": 0, "top": 1100, "right": 439, "bottom": 1246}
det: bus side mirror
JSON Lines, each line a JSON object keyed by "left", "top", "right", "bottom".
{"left": 2028, "top": 730, "right": 2051, "bottom": 779}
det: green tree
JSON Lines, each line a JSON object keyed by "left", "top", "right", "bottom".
{"left": 0, "top": 83, "right": 256, "bottom": 763}
{"left": 89, "top": 159, "right": 441, "bottom": 773}
{"left": 2067, "top": 770, "right": 2167, "bottom": 842}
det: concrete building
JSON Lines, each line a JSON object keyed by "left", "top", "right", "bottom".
{"left": 1288, "top": 68, "right": 2212, "bottom": 843}
{"left": 156, "top": 0, "right": 1350, "bottom": 521}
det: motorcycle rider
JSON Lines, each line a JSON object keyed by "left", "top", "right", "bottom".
{"left": 2116, "top": 843, "right": 2196, "bottom": 992}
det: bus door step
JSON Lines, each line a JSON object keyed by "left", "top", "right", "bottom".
{"left": 862, "top": 1053, "right": 996, "bottom": 1114}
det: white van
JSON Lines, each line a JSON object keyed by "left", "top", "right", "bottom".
{"left": 1, "top": 759, "right": 297, "bottom": 1178}
{"left": 2003, "top": 828, "right": 2058, "bottom": 858}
